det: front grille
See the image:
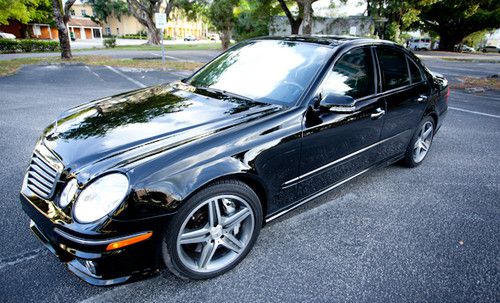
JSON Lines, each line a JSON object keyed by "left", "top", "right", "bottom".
{"left": 26, "top": 151, "right": 60, "bottom": 199}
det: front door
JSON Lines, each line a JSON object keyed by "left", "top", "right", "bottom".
{"left": 296, "top": 46, "right": 385, "bottom": 199}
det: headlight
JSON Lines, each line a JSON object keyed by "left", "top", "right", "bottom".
{"left": 73, "top": 173, "right": 129, "bottom": 223}
{"left": 60, "top": 179, "right": 78, "bottom": 208}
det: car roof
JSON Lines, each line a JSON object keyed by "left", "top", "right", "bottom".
{"left": 253, "top": 35, "right": 397, "bottom": 48}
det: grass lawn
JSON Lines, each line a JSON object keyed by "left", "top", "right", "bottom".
{"left": 0, "top": 56, "right": 204, "bottom": 77}
{"left": 450, "top": 76, "right": 500, "bottom": 90}
{"left": 76, "top": 42, "right": 225, "bottom": 52}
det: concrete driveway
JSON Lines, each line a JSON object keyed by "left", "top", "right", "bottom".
{"left": 0, "top": 58, "right": 498, "bottom": 302}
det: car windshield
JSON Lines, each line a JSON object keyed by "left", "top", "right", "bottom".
{"left": 188, "top": 40, "right": 334, "bottom": 106}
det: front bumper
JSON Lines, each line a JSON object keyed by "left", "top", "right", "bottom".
{"left": 20, "top": 193, "right": 173, "bottom": 286}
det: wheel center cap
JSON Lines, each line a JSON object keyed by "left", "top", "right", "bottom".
{"left": 210, "top": 225, "right": 223, "bottom": 239}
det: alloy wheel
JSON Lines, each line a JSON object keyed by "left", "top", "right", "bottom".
{"left": 413, "top": 121, "right": 433, "bottom": 163}
{"left": 176, "top": 195, "right": 255, "bottom": 273}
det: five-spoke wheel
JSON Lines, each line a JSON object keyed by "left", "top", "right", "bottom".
{"left": 162, "top": 180, "right": 262, "bottom": 279}
{"left": 403, "top": 116, "right": 435, "bottom": 167}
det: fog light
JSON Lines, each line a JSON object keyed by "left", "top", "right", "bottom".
{"left": 85, "top": 260, "right": 97, "bottom": 275}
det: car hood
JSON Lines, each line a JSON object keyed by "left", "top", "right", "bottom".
{"left": 42, "top": 82, "right": 281, "bottom": 176}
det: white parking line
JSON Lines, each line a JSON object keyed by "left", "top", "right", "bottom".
{"left": 84, "top": 66, "right": 104, "bottom": 81}
{"left": 449, "top": 106, "right": 500, "bottom": 119}
{"left": 105, "top": 65, "right": 146, "bottom": 88}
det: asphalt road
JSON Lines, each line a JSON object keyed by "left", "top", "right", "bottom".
{"left": 0, "top": 55, "right": 499, "bottom": 302}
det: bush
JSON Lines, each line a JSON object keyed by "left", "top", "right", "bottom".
{"left": 0, "top": 39, "right": 59, "bottom": 53}
{"left": 121, "top": 34, "right": 146, "bottom": 39}
{"left": 103, "top": 37, "right": 117, "bottom": 48}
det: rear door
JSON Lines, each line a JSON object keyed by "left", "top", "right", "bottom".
{"left": 374, "top": 46, "right": 430, "bottom": 160}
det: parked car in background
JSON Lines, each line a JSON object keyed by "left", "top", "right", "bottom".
{"left": 20, "top": 36, "right": 449, "bottom": 286}
{"left": 455, "top": 44, "right": 475, "bottom": 53}
{"left": 0, "top": 31, "right": 16, "bottom": 39}
{"left": 408, "top": 37, "right": 432, "bottom": 51}
{"left": 208, "top": 33, "right": 219, "bottom": 41}
{"left": 480, "top": 45, "right": 500, "bottom": 53}
{"left": 184, "top": 35, "right": 196, "bottom": 41}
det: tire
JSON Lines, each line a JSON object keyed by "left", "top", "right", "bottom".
{"left": 402, "top": 116, "right": 435, "bottom": 168}
{"left": 162, "top": 180, "right": 262, "bottom": 280}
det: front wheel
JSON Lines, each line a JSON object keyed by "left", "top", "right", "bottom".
{"left": 162, "top": 180, "right": 262, "bottom": 279}
{"left": 402, "top": 116, "right": 435, "bottom": 167}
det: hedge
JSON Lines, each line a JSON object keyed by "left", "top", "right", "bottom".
{"left": 0, "top": 39, "right": 60, "bottom": 53}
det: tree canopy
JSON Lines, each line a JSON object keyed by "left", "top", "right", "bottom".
{"left": 84, "top": 0, "right": 129, "bottom": 24}
{"left": 0, "top": 0, "right": 53, "bottom": 25}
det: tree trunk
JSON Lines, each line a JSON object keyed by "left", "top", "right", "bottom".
{"left": 52, "top": 0, "right": 72, "bottom": 59}
{"left": 302, "top": 1, "right": 313, "bottom": 35}
{"left": 145, "top": 20, "right": 161, "bottom": 45}
{"left": 278, "top": 0, "right": 303, "bottom": 35}
{"left": 436, "top": 29, "right": 463, "bottom": 51}
{"left": 291, "top": 20, "right": 301, "bottom": 35}
{"left": 220, "top": 30, "right": 231, "bottom": 50}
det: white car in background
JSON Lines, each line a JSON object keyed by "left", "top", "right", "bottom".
{"left": 480, "top": 45, "right": 500, "bottom": 53}
{"left": 0, "top": 31, "right": 16, "bottom": 39}
{"left": 408, "top": 38, "right": 432, "bottom": 51}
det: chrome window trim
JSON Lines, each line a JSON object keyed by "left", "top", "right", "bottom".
{"left": 283, "top": 131, "right": 407, "bottom": 187}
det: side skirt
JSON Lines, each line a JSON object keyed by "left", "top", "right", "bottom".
{"left": 265, "top": 153, "right": 404, "bottom": 223}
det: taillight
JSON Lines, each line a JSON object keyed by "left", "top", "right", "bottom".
{"left": 445, "top": 87, "right": 450, "bottom": 103}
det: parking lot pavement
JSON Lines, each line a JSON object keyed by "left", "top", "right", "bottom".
{"left": 0, "top": 62, "right": 499, "bottom": 302}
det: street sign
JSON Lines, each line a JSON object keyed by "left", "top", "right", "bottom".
{"left": 154, "top": 13, "right": 167, "bottom": 65}
{"left": 155, "top": 13, "right": 167, "bottom": 28}
{"left": 349, "top": 26, "right": 357, "bottom": 36}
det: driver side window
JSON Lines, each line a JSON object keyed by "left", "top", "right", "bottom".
{"left": 321, "top": 47, "right": 375, "bottom": 100}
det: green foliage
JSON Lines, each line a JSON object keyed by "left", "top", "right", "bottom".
{"left": 463, "top": 29, "right": 490, "bottom": 48}
{"left": 0, "top": 0, "right": 52, "bottom": 25}
{"left": 175, "top": 0, "right": 209, "bottom": 22}
{"left": 419, "top": 0, "right": 500, "bottom": 50}
{"left": 103, "top": 37, "right": 117, "bottom": 48}
{"left": 0, "top": 39, "right": 59, "bottom": 53}
{"left": 233, "top": 0, "right": 280, "bottom": 41}
{"left": 121, "top": 34, "right": 147, "bottom": 39}
{"left": 208, "top": 0, "right": 238, "bottom": 49}
{"left": 84, "top": 0, "right": 129, "bottom": 23}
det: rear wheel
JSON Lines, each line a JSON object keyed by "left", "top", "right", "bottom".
{"left": 162, "top": 180, "right": 262, "bottom": 279}
{"left": 402, "top": 116, "right": 435, "bottom": 167}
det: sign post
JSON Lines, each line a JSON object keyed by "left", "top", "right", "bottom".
{"left": 154, "top": 13, "right": 167, "bottom": 65}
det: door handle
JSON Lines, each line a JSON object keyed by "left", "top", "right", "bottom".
{"left": 370, "top": 108, "right": 385, "bottom": 120}
{"left": 417, "top": 95, "right": 428, "bottom": 103}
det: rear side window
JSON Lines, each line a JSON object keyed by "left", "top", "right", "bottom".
{"left": 408, "top": 58, "right": 423, "bottom": 83}
{"left": 376, "top": 47, "right": 410, "bottom": 91}
{"left": 322, "top": 47, "right": 375, "bottom": 99}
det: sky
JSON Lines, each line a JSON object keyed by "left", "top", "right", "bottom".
{"left": 313, "top": 0, "right": 366, "bottom": 17}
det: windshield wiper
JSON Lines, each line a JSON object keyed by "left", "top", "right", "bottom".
{"left": 196, "top": 86, "right": 254, "bottom": 102}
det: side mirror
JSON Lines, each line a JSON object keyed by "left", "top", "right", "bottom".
{"left": 319, "top": 93, "right": 356, "bottom": 113}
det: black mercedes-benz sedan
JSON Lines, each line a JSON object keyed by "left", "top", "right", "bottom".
{"left": 20, "top": 36, "right": 448, "bottom": 285}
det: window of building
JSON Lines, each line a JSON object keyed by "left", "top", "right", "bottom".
{"left": 116, "top": 28, "right": 120, "bottom": 35}
{"left": 105, "top": 27, "right": 111, "bottom": 35}
{"left": 34, "top": 25, "right": 41, "bottom": 36}
{"left": 321, "top": 47, "right": 375, "bottom": 100}
{"left": 70, "top": 9, "right": 75, "bottom": 16}
{"left": 376, "top": 47, "right": 410, "bottom": 91}
{"left": 81, "top": 9, "right": 87, "bottom": 16}
{"left": 93, "top": 28, "right": 101, "bottom": 38}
